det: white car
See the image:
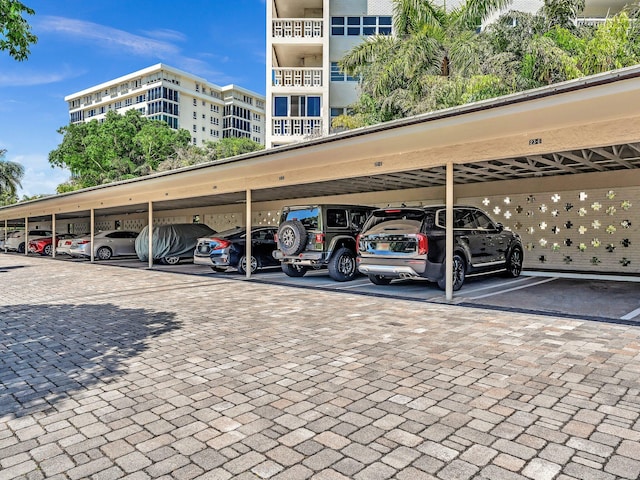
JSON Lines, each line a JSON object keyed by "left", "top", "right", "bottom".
{"left": 4, "top": 230, "right": 53, "bottom": 253}
{"left": 68, "top": 230, "right": 139, "bottom": 260}
{"left": 0, "top": 230, "right": 20, "bottom": 250}
{"left": 56, "top": 234, "right": 83, "bottom": 256}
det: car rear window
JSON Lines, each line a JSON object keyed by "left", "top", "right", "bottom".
{"left": 283, "top": 208, "right": 319, "bottom": 230}
{"left": 363, "top": 209, "right": 434, "bottom": 233}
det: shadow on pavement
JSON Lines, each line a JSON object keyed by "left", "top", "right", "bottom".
{"left": 0, "top": 303, "right": 180, "bottom": 418}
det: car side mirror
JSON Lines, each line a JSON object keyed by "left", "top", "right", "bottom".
{"left": 496, "top": 223, "right": 504, "bottom": 232}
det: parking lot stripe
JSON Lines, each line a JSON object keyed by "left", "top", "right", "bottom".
{"left": 621, "top": 307, "right": 640, "bottom": 321}
{"left": 468, "top": 277, "right": 557, "bottom": 300}
{"left": 457, "top": 276, "right": 533, "bottom": 296}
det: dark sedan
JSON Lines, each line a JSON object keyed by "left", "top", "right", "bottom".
{"left": 193, "top": 226, "right": 279, "bottom": 274}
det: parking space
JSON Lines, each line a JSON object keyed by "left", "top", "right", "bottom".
{"left": 15, "top": 251, "right": 638, "bottom": 324}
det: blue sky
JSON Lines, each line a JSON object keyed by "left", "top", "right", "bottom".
{"left": 0, "top": 0, "right": 267, "bottom": 197}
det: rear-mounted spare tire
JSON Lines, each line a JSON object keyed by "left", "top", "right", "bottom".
{"left": 278, "top": 220, "right": 307, "bottom": 255}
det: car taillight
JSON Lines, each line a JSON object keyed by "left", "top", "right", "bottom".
{"left": 356, "top": 234, "right": 361, "bottom": 254}
{"left": 273, "top": 233, "right": 278, "bottom": 243}
{"left": 416, "top": 233, "right": 428, "bottom": 255}
{"left": 212, "top": 238, "right": 231, "bottom": 249}
{"left": 314, "top": 233, "right": 325, "bottom": 244}
{"left": 77, "top": 240, "right": 90, "bottom": 245}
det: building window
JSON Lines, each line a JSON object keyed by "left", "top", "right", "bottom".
{"left": 193, "top": 125, "right": 197, "bottom": 132}
{"left": 193, "top": 98, "right": 197, "bottom": 106}
{"left": 124, "top": 98, "right": 132, "bottom": 107}
{"left": 193, "top": 112, "right": 197, "bottom": 119}
{"left": 274, "top": 97, "right": 288, "bottom": 117}
{"left": 331, "top": 16, "right": 392, "bottom": 36}
{"left": 331, "top": 62, "right": 359, "bottom": 82}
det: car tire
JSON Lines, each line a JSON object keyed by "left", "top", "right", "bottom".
{"left": 237, "top": 255, "right": 259, "bottom": 275}
{"left": 96, "top": 246, "right": 112, "bottom": 260}
{"left": 504, "top": 247, "right": 523, "bottom": 278}
{"left": 327, "top": 247, "right": 357, "bottom": 282}
{"left": 43, "top": 244, "right": 53, "bottom": 256}
{"left": 17, "top": 242, "right": 25, "bottom": 253}
{"left": 437, "top": 254, "right": 466, "bottom": 291}
{"left": 211, "top": 266, "right": 227, "bottom": 273}
{"left": 161, "top": 256, "right": 180, "bottom": 265}
{"left": 368, "top": 274, "right": 392, "bottom": 285}
{"left": 281, "top": 263, "right": 307, "bottom": 277}
{"left": 278, "top": 220, "right": 307, "bottom": 256}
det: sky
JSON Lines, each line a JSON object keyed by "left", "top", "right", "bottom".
{"left": 0, "top": 0, "right": 267, "bottom": 197}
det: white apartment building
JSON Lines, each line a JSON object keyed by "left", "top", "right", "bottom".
{"left": 65, "top": 64, "right": 266, "bottom": 147}
{"left": 266, "top": 0, "right": 627, "bottom": 148}
{"left": 266, "top": 0, "right": 394, "bottom": 148}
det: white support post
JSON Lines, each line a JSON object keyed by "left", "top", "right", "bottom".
{"left": 3, "top": 219, "right": 7, "bottom": 253}
{"left": 24, "top": 217, "right": 28, "bottom": 255}
{"left": 90, "top": 208, "right": 95, "bottom": 263}
{"left": 148, "top": 201, "right": 154, "bottom": 269}
{"left": 445, "top": 162, "right": 454, "bottom": 301}
{"left": 52, "top": 214, "right": 56, "bottom": 258}
{"left": 246, "top": 189, "right": 252, "bottom": 279}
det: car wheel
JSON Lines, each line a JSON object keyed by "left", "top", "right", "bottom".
{"left": 278, "top": 220, "right": 307, "bottom": 256}
{"left": 17, "top": 242, "right": 25, "bottom": 253}
{"left": 281, "top": 263, "right": 307, "bottom": 277}
{"left": 211, "top": 266, "right": 227, "bottom": 273}
{"left": 437, "top": 254, "right": 466, "bottom": 291}
{"left": 43, "top": 244, "right": 53, "bottom": 256}
{"left": 96, "top": 246, "right": 112, "bottom": 260}
{"left": 327, "top": 247, "right": 357, "bottom": 282}
{"left": 505, "top": 247, "right": 523, "bottom": 278}
{"left": 368, "top": 274, "right": 392, "bottom": 285}
{"left": 161, "top": 256, "right": 180, "bottom": 265}
{"left": 237, "top": 255, "right": 259, "bottom": 275}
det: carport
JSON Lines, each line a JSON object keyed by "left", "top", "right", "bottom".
{"left": 2, "top": 65, "right": 640, "bottom": 300}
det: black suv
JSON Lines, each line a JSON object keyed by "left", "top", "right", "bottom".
{"left": 357, "top": 205, "right": 524, "bottom": 290}
{"left": 273, "top": 204, "right": 375, "bottom": 281}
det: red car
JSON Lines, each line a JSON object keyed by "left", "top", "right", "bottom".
{"left": 28, "top": 234, "right": 76, "bottom": 256}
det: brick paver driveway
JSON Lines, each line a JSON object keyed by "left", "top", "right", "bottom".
{"left": 1, "top": 254, "right": 640, "bottom": 480}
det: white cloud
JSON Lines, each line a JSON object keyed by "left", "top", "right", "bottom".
{"left": 142, "top": 28, "right": 187, "bottom": 43}
{"left": 8, "top": 153, "right": 69, "bottom": 197}
{"left": 36, "top": 16, "right": 181, "bottom": 57}
{"left": 0, "top": 70, "right": 78, "bottom": 88}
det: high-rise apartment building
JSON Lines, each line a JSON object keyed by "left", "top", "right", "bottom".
{"left": 266, "top": 0, "right": 627, "bottom": 148}
{"left": 65, "top": 64, "right": 266, "bottom": 147}
{"left": 266, "top": 0, "right": 394, "bottom": 148}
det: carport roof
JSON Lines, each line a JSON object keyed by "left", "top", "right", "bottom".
{"left": 2, "top": 65, "right": 640, "bottom": 223}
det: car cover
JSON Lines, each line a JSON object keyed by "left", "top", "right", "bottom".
{"left": 135, "top": 223, "right": 216, "bottom": 262}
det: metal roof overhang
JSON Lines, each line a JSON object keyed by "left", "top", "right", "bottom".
{"left": 3, "top": 66, "right": 640, "bottom": 225}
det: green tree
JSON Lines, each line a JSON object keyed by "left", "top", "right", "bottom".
{"left": 157, "top": 137, "right": 265, "bottom": 171}
{"left": 49, "top": 110, "right": 191, "bottom": 192}
{"left": 0, "top": 0, "right": 37, "bottom": 61}
{"left": 0, "top": 149, "right": 24, "bottom": 203}
{"left": 335, "top": 0, "right": 514, "bottom": 125}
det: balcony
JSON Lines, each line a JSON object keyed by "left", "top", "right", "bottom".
{"left": 273, "top": 68, "right": 323, "bottom": 88}
{"left": 272, "top": 19, "right": 322, "bottom": 39}
{"left": 272, "top": 117, "right": 323, "bottom": 137}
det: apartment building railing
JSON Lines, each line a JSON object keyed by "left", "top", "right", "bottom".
{"left": 576, "top": 17, "right": 608, "bottom": 27}
{"left": 272, "top": 19, "right": 323, "bottom": 38}
{"left": 272, "top": 118, "right": 323, "bottom": 137}
{"left": 273, "top": 68, "right": 323, "bottom": 87}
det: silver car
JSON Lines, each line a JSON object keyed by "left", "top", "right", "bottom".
{"left": 68, "top": 230, "right": 138, "bottom": 260}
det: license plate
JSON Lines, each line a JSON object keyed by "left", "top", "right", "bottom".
{"left": 376, "top": 242, "right": 390, "bottom": 250}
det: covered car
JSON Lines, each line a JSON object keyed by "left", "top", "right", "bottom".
{"left": 135, "top": 223, "right": 216, "bottom": 264}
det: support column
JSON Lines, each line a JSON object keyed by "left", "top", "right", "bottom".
{"left": 3, "top": 219, "right": 7, "bottom": 253}
{"left": 24, "top": 217, "right": 28, "bottom": 255}
{"left": 148, "top": 201, "right": 154, "bottom": 269}
{"left": 52, "top": 214, "right": 57, "bottom": 258}
{"left": 245, "top": 189, "right": 252, "bottom": 279}
{"left": 90, "top": 209, "right": 95, "bottom": 263}
{"left": 445, "top": 162, "right": 454, "bottom": 301}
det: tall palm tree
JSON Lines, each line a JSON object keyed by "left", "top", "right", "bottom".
{"left": 338, "top": 0, "right": 513, "bottom": 120}
{"left": 0, "top": 149, "right": 25, "bottom": 198}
